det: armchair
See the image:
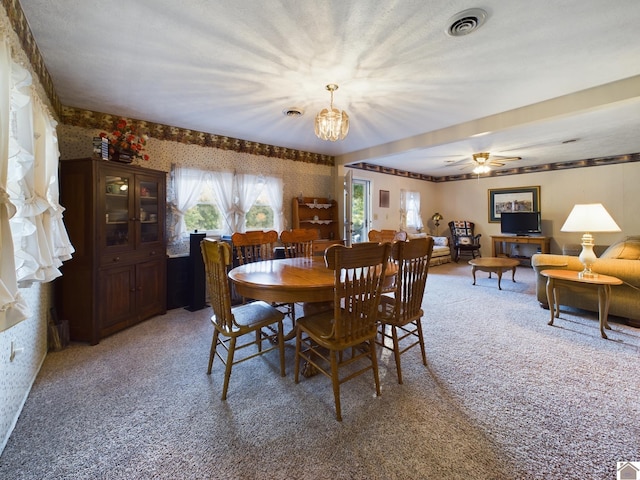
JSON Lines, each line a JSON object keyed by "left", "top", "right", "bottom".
{"left": 448, "top": 220, "right": 481, "bottom": 262}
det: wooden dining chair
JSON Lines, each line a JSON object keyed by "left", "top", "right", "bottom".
{"left": 368, "top": 229, "right": 406, "bottom": 294}
{"left": 201, "top": 238, "right": 285, "bottom": 400}
{"left": 368, "top": 229, "right": 407, "bottom": 243}
{"left": 377, "top": 237, "right": 434, "bottom": 384}
{"left": 280, "top": 228, "right": 319, "bottom": 259}
{"left": 231, "top": 230, "right": 279, "bottom": 265}
{"left": 294, "top": 241, "right": 392, "bottom": 421}
{"left": 279, "top": 228, "right": 321, "bottom": 321}
{"left": 232, "top": 229, "right": 295, "bottom": 323}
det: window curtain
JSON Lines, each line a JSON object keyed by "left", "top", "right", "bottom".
{"left": 209, "top": 170, "right": 236, "bottom": 236}
{"left": 8, "top": 62, "right": 57, "bottom": 286}
{"left": 234, "top": 173, "right": 264, "bottom": 233}
{"left": 264, "top": 176, "right": 285, "bottom": 233}
{"left": 0, "top": 36, "right": 30, "bottom": 330}
{"left": 168, "top": 165, "right": 210, "bottom": 243}
{"left": 399, "top": 189, "right": 408, "bottom": 230}
{"left": 39, "top": 106, "right": 74, "bottom": 263}
{"left": 408, "top": 190, "right": 424, "bottom": 232}
{"left": 400, "top": 190, "right": 423, "bottom": 232}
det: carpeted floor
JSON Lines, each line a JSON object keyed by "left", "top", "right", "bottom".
{"left": 0, "top": 261, "right": 638, "bottom": 479}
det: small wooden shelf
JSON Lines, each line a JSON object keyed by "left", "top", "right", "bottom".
{"left": 292, "top": 196, "right": 340, "bottom": 240}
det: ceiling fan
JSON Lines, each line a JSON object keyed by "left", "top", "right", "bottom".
{"left": 445, "top": 152, "right": 522, "bottom": 173}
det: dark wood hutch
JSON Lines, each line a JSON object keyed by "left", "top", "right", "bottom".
{"left": 56, "top": 158, "right": 167, "bottom": 344}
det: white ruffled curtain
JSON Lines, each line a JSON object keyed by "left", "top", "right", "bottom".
{"left": 264, "top": 175, "right": 285, "bottom": 233}
{"left": 0, "top": 34, "right": 73, "bottom": 330}
{"left": 399, "top": 190, "right": 423, "bottom": 232}
{"left": 39, "top": 104, "right": 74, "bottom": 262}
{"left": 8, "top": 63, "right": 61, "bottom": 286}
{"left": 209, "top": 170, "right": 235, "bottom": 235}
{"left": 234, "top": 173, "right": 265, "bottom": 233}
{"left": 168, "top": 165, "right": 211, "bottom": 243}
{"left": 0, "top": 37, "right": 30, "bottom": 330}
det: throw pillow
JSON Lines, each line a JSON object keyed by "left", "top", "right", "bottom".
{"left": 458, "top": 236, "right": 473, "bottom": 245}
{"left": 432, "top": 236, "right": 448, "bottom": 246}
{"left": 600, "top": 239, "right": 640, "bottom": 260}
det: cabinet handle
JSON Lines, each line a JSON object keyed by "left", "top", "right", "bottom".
{"left": 112, "top": 257, "right": 120, "bottom": 262}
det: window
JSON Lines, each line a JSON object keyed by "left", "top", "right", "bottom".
{"left": 246, "top": 188, "right": 274, "bottom": 230}
{"left": 184, "top": 183, "right": 223, "bottom": 233}
{"left": 170, "top": 166, "right": 284, "bottom": 241}
{"left": 400, "top": 190, "right": 424, "bottom": 231}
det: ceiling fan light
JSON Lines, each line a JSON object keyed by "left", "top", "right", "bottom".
{"left": 315, "top": 84, "right": 349, "bottom": 141}
{"left": 472, "top": 164, "right": 491, "bottom": 175}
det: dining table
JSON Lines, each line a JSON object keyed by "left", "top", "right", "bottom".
{"left": 228, "top": 256, "right": 335, "bottom": 306}
{"left": 228, "top": 255, "right": 398, "bottom": 332}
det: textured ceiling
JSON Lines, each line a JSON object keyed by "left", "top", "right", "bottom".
{"left": 17, "top": 0, "right": 640, "bottom": 177}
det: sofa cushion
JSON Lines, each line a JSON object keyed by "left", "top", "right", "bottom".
{"left": 406, "top": 232, "right": 427, "bottom": 240}
{"left": 600, "top": 239, "right": 640, "bottom": 260}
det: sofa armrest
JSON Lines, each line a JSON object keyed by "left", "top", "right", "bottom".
{"left": 531, "top": 253, "right": 574, "bottom": 271}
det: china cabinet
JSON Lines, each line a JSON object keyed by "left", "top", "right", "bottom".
{"left": 56, "top": 158, "right": 167, "bottom": 344}
{"left": 292, "top": 196, "right": 340, "bottom": 241}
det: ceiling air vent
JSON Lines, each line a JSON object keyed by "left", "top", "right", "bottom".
{"left": 446, "top": 8, "right": 487, "bottom": 37}
{"left": 283, "top": 107, "right": 304, "bottom": 117}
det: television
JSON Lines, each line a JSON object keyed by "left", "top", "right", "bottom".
{"left": 500, "top": 212, "right": 541, "bottom": 235}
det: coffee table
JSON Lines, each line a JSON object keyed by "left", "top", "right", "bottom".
{"left": 540, "top": 269, "right": 623, "bottom": 339}
{"left": 468, "top": 257, "right": 520, "bottom": 290}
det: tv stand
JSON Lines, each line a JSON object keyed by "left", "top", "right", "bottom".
{"left": 491, "top": 235, "right": 551, "bottom": 267}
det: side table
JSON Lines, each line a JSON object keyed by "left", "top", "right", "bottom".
{"left": 540, "top": 269, "right": 623, "bottom": 339}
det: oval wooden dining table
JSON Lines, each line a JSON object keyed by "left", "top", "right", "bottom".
{"left": 228, "top": 256, "right": 398, "bottom": 305}
{"left": 228, "top": 257, "right": 335, "bottom": 305}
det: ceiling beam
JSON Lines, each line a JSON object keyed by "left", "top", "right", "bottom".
{"left": 335, "top": 75, "right": 640, "bottom": 167}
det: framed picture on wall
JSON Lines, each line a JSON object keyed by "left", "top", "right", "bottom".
{"left": 488, "top": 186, "right": 540, "bottom": 222}
{"left": 379, "top": 190, "right": 390, "bottom": 208}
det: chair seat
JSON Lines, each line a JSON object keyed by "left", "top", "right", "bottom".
{"left": 297, "top": 310, "right": 375, "bottom": 350}
{"left": 221, "top": 301, "right": 284, "bottom": 335}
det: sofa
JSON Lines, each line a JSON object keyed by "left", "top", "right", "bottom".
{"left": 406, "top": 232, "right": 452, "bottom": 266}
{"left": 531, "top": 237, "right": 640, "bottom": 327}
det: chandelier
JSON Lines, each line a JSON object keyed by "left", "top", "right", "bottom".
{"left": 472, "top": 152, "right": 491, "bottom": 175}
{"left": 314, "top": 84, "right": 349, "bottom": 141}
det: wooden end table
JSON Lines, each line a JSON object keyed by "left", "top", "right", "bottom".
{"left": 468, "top": 257, "right": 520, "bottom": 290}
{"left": 540, "top": 269, "right": 623, "bottom": 339}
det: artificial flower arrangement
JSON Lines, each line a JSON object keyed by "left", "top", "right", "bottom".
{"left": 100, "top": 118, "right": 150, "bottom": 162}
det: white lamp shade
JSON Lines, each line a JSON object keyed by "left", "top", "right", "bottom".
{"left": 560, "top": 203, "right": 621, "bottom": 233}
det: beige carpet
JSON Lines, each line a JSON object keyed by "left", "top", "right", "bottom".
{"left": 0, "top": 261, "right": 638, "bottom": 479}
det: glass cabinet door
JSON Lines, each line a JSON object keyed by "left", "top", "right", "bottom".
{"left": 137, "top": 176, "right": 162, "bottom": 246}
{"left": 105, "top": 174, "right": 132, "bottom": 248}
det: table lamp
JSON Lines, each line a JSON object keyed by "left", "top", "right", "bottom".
{"left": 560, "top": 203, "right": 620, "bottom": 278}
{"left": 431, "top": 212, "right": 443, "bottom": 235}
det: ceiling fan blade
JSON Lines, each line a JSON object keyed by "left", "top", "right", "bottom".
{"left": 487, "top": 155, "right": 521, "bottom": 165}
{"left": 444, "top": 156, "right": 471, "bottom": 167}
